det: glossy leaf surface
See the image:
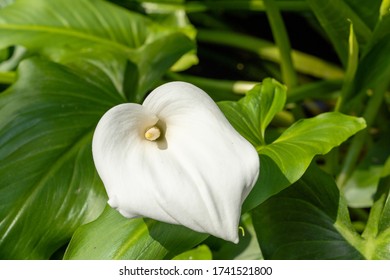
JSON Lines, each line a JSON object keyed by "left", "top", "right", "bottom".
{"left": 0, "top": 0, "right": 194, "bottom": 100}
{"left": 0, "top": 58, "right": 120, "bottom": 259}
{"left": 219, "top": 80, "right": 366, "bottom": 211}
{"left": 64, "top": 206, "right": 208, "bottom": 260}
{"left": 252, "top": 165, "right": 364, "bottom": 259}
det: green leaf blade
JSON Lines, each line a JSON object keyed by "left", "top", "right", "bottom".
{"left": 218, "top": 78, "right": 287, "bottom": 146}
{"left": 220, "top": 80, "right": 366, "bottom": 212}
{"left": 64, "top": 206, "right": 208, "bottom": 260}
{"left": 361, "top": 158, "right": 390, "bottom": 259}
{"left": 0, "top": 0, "right": 194, "bottom": 99}
{"left": 0, "top": 58, "right": 121, "bottom": 259}
{"left": 172, "top": 245, "right": 212, "bottom": 260}
{"left": 0, "top": 0, "right": 151, "bottom": 52}
{"left": 252, "top": 165, "right": 364, "bottom": 259}
{"left": 243, "top": 112, "right": 366, "bottom": 211}
{"left": 307, "top": 0, "right": 372, "bottom": 66}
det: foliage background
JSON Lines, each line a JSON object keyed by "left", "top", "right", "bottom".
{"left": 0, "top": 0, "right": 389, "bottom": 259}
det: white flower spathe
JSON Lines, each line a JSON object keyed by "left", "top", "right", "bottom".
{"left": 92, "top": 81, "right": 259, "bottom": 243}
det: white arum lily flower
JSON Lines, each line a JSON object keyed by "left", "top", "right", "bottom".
{"left": 92, "top": 81, "right": 259, "bottom": 243}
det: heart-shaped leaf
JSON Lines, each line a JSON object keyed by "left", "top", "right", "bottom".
{"left": 252, "top": 164, "right": 364, "bottom": 259}
{"left": 219, "top": 79, "right": 367, "bottom": 211}
{"left": 244, "top": 112, "right": 366, "bottom": 210}
{"left": 0, "top": 58, "right": 123, "bottom": 259}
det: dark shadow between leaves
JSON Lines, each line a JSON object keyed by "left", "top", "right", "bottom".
{"left": 144, "top": 218, "right": 208, "bottom": 259}
{"left": 242, "top": 154, "right": 291, "bottom": 212}
{"left": 252, "top": 164, "right": 365, "bottom": 259}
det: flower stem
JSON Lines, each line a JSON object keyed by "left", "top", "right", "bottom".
{"left": 196, "top": 29, "right": 343, "bottom": 80}
{"left": 287, "top": 79, "right": 342, "bottom": 103}
{"left": 165, "top": 72, "right": 256, "bottom": 98}
{"left": 166, "top": 72, "right": 294, "bottom": 127}
{"left": 337, "top": 83, "right": 387, "bottom": 189}
{"left": 183, "top": 1, "right": 309, "bottom": 13}
{"left": 263, "top": 0, "right": 298, "bottom": 88}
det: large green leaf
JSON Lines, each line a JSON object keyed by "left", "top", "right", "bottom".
{"left": 252, "top": 164, "right": 364, "bottom": 259}
{"left": 344, "top": 0, "right": 382, "bottom": 29}
{"left": 244, "top": 112, "right": 366, "bottom": 211}
{"left": 64, "top": 206, "right": 208, "bottom": 260}
{"left": 121, "top": 0, "right": 198, "bottom": 72}
{"left": 307, "top": 0, "right": 372, "bottom": 65}
{"left": 352, "top": 34, "right": 390, "bottom": 100}
{"left": 0, "top": 58, "right": 123, "bottom": 259}
{"left": 219, "top": 80, "right": 366, "bottom": 211}
{"left": 0, "top": 0, "right": 194, "bottom": 100}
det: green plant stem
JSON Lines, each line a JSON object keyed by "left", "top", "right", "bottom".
{"left": 287, "top": 79, "right": 342, "bottom": 103}
{"left": 0, "top": 71, "right": 16, "bottom": 84}
{"left": 337, "top": 84, "right": 388, "bottom": 189}
{"left": 263, "top": 0, "right": 298, "bottom": 88}
{"left": 182, "top": 1, "right": 309, "bottom": 13}
{"left": 166, "top": 72, "right": 256, "bottom": 95}
{"left": 196, "top": 29, "right": 344, "bottom": 80}
{"left": 166, "top": 72, "right": 295, "bottom": 127}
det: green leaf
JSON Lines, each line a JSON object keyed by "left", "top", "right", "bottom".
{"left": 64, "top": 206, "right": 208, "bottom": 260}
{"left": 252, "top": 164, "right": 364, "bottom": 259}
{"left": 369, "top": 11, "right": 390, "bottom": 55}
{"left": 219, "top": 79, "right": 366, "bottom": 211}
{"left": 172, "top": 245, "right": 212, "bottom": 260}
{"left": 0, "top": 0, "right": 150, "bottom": 54}
{"left": 344, "top": 136, "right": 390, "bottom": 208}
{"left": 307, "top": 0, "right": 372, "bottom": 65}
{"left": 0, "top": 0, "right": 194, "bottom": 100}
{"left": 218, "top": 78, "right": 287, "bottom": 146}
{"left": 354, "top": 36, "right": 390, "bottom": 95}
{"left": 344, "top": 0, "right": 383, "bottom": 29}
{"left": 128, "top": 0, "right": 198, "bottom": 72}
{"left": 210, "top": 213, "right": 263, "bottom": 260}
{"left": 0, "top": 58, "right": 122, "bottom": 259}
{"left": 244, "top": 112, "right": 366, "bottom": 211}
{"left": 360, "top": 157, "right": 390, "bottom": 259}
{"left": 263, "top": 0, "right": 298, "bottom": 88}
{"left": 335, "top": 22, "right": 359, "bottom": 112}
{"left": 133, "top": 33, "right": 193, "bottom": 100}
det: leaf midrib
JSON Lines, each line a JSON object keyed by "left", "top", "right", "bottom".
{"left": 113, "top": 219, "right": 156, "bottom": 259}
{"left": 0, "top": 128, "right": 95, "bottom": 245}
{"left": 0, "top": 23, "right": 133, "bottom": 55}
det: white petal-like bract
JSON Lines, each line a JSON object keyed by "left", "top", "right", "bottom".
{"left": 92, "top": 82, "right": 259, "bottom": 243}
